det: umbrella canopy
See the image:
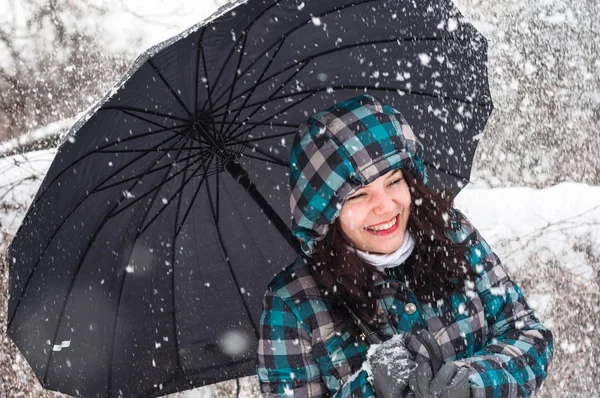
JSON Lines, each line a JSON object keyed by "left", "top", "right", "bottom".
{"left": 6, "top": 0, "right": 493, "bottom": 396}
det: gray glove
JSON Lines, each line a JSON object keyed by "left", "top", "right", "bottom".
{"left": 367, "top": 333, "right": 418, "bottom": 398}
{"left": 405, "top": 330, "right": 471, "bottom": 398}
{"left": 405, "top": 362, "right": 471, "bottom": 398}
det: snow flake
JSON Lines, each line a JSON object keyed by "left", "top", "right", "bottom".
{"left": 447, "top": 18, "right": 458, "bottom": 32}
{"left": 283, "top": 384, "right": 294, "bottom": 396}
{"left": 52, "top": 340, "right": 71, "bottom": 352}
{"left": 418, "top": 53, "right": 431, "bottom": 66}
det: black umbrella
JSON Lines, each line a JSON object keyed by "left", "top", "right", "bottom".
{"left": 6, "top": 0, "right": 492, "bottom": 396}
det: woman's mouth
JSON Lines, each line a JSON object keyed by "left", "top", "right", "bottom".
{"left": 364, "top": 215, "right": 399, "bottom": 236}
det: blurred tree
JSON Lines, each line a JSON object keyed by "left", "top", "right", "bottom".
{"left": 0, "top": 0, "right": 129, "bottom": 141}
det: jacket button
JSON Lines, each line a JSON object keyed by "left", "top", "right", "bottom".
{"left": 405, "top": 303, "right": 417, "bottom": 315}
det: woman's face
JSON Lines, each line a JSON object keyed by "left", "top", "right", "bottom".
{"left": 338, "top": 169, "right": 411, "bottom": 254}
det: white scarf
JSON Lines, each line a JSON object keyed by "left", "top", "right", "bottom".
{"left": 345, "top": 232, "right": 415, "bottom": 271}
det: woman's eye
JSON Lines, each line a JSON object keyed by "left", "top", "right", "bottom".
{"left": 347, "top": 193, "right": 365, "bottom": 201}
{"left": 389, "top": 178, "right": 404, "bottom": 186}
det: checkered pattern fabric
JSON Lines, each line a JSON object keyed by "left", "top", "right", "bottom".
{"left": 289, "top": 94, "right": 427, "bottom": 256}
{"left": 257, "top": 211, "right": 554, "bottom": 397}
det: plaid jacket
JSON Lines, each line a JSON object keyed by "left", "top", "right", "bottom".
{"left": 257, "top": 212, "right": 554, "bottom": 397}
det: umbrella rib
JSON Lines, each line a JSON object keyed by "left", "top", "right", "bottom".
{"left": 173, "top": 155, "right": 214, "bottom": 238}
{"left": 239, "top": 84, "right": 490, "bottom": 116}
{"left": 198, "top": 33, "right": 219, "bottom": 140}
{"left": 210, "top": 0, "right": 457, "bottom": 109}
{"left": 174, "top": 140, "right": 196, "bottom": 236}
{"left": 28, "top": 127, "right": 186, "bottom": 210}
{"left": 238, "top": 152, "right": 289, "bottom": 167}
{"left": 194, "top": 28, "right": 205, "bottom": 119}
{"left": 326, "top": 85, "right": 491, "bottom": 107}
{"left": 147, "top": 58, "right": 195, "bottom": 119}
{"left": 211, "top": 35, "right": 468, "bottom": 116}
{"left": 216, "top": 162, "right": 219, "bottom": 223}
{"left": 422, "top": 160, "right": 470, "bottom": 183}
{"left": 100, "top": 124, "right": 189, "bottom": 146}
{"left": 95, "top": 148, "right": 205, "bottom": 193}
{"left": 6, "top": 132, "right": 190, "bottom": 330}
{"left": 221, "top": 61, "right": 309, "bottom": 140}
{"left": 217, "top": 32, "right": 249, "bottom": 136}
{"left": 106, "top": 138, "right": 193, "bottom": 397}
{"left": 92, "top": 130, "right": 192, "bottom": 193}
{"left": 227, "top": 92, "right": 313, "bottom": 141}
{"left": 215, "top": 121, "right": 299, "bottom": 128}
{"left": 204, "top": 0, "right": 289, "bottom": 106}
{"left": 204, "top": 163, "right": 260, "bottom": 339}
{"left": 231, "top": 129, "right": 297, "bottom": 157}
{"left": 221, "top": 37, "right": 286, "bottom": 138}
{"left": 240, "top": 130, "right": 297, "bottom": 143}
{"left": 97, "top": 146, "right": 209, "bottom": 154}
{"left": 108, "top": 152, "right": 211, "bottom": 221}
{"left": 208, "top": 0, "right": 378, "bottom": 108}
{"left": 167, "top": 139, "right": 197, "bottom": 389}
{"left": 223, "top": 68, "right": 310, "bottom": 141}
{"left": 101, "top": 105, "right": 191, "bottom": 125}
{"left": 211, "top": 91, "right": 308, "bottom": 119}
{"left": 138, "top": 155, "right": 213, "bottom": 236}
{"left": 234, "top": 141, "right": 289, "bottom": 166}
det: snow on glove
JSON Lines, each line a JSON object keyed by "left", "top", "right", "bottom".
{"left": 366, "top": 332, "right": 418, "bottom": 398}
{"left": 405, "top": 330, "right": 471, "bottom": 398}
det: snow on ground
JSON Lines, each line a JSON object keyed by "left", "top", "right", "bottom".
{"left": 0, "top": 149, "right": 57, "bottom": 240}
{"left": 456, "top": 182, "right": 600, "bottom": 282}
{"left": 0, "top": 119, "right": 72, "bottom": 156}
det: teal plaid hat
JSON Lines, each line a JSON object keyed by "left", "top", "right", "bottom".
{"left": 289, "top": 94, "right": 427, "bottom": 256}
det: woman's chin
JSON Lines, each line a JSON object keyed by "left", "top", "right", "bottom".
{"left": 365, "top": 234, "right": 405, "bottom": 254}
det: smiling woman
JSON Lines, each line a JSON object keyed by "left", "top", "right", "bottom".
{"left": 338, "top": 169, "right": 411, "bottom": 254}
{"left": 257, "top": 95, "right": 554, "bottom": 398}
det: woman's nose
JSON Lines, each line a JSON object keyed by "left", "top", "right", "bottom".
{"left": 372, "top": 192, "right": 396, "bottom": 214}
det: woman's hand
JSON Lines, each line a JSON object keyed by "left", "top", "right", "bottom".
{"left": 405, "top": 330, "right": 471, "bottom": 398}
{"left": 405, "top": 362, "right": 470, "bottom": 398}
{"left": 367, "top": 333, "right": 417, "bottom": 398}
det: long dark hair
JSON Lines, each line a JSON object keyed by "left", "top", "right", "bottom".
{"left": 310, "top": 170, "right": 477, "bottom": 334}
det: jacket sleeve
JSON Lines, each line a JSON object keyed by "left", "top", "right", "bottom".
{"left": 257, "top": 289, "right": 376, "bottom": 397}
{"left": 452, "top": 211, "right": 554, "bottom": 398}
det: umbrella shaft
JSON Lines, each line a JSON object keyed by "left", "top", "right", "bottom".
{"left": 224, "top": 159, "right": 303, "bottom": 257}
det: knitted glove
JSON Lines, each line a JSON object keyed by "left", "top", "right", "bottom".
{"left": 366, "top": 333, "right": 418, "bottom": 398}
{"left": 405, "top": 330, "right": 471, "bottom": 398}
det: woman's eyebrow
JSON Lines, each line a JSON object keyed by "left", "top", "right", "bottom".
{"left": 387, "top": 169, "right": 402, "bottom": 178}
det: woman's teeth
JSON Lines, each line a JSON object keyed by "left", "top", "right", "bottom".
{"left": 365, "top": 216, "right": 397, "bottom": 231}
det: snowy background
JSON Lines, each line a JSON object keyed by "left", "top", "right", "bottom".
{"left": 0, "top": 0, "right": 598, "bottom": 397}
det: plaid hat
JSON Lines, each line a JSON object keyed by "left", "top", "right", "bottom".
{"left": 289, "top": 94, "right": 427, "bottom": 256}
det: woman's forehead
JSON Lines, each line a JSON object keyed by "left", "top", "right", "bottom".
{"left": 370, "top": 169, "right": 402, "bottom": 183}
{"left": 353, "top": 169, "right": 402, "bottom": 191}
